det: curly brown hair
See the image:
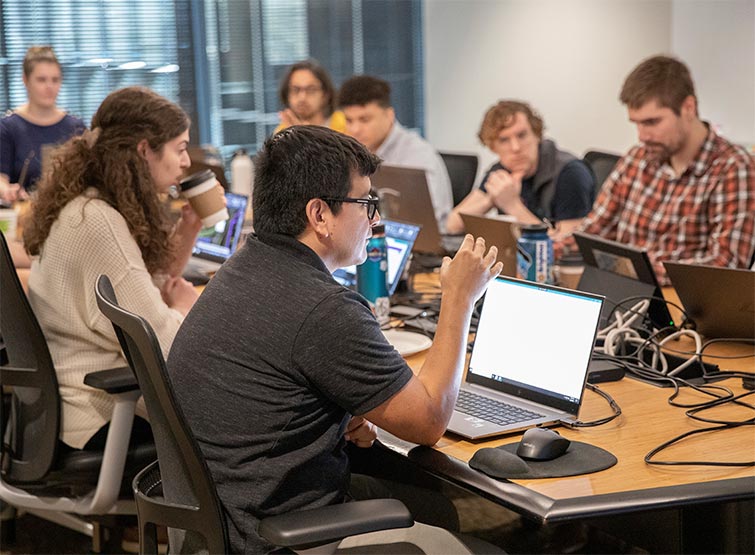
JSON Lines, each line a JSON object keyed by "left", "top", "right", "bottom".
{"left": 478, "top": 100, "right": 544, "bottom": 149}
{"left": 23, "top": 87, "right": 190, "bottom": 274}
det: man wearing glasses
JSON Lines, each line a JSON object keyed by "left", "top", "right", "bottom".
{"left": 275, "top": 59, "right": 346, "bottom": 133}
{"left": 167, "top": 126, "right": 502, "bottom": 554}
{"left": 446, "top": 100, "right": 595, "bottom": 240}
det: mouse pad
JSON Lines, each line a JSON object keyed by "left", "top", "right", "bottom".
{"left": 469, "top": 441, "right": 617, "bottom": 479}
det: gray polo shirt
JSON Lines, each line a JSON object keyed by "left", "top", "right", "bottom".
{"left": 167, "top": 232, "right": 413, "bottom": 554}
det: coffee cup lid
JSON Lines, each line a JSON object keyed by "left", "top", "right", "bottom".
{"left": 180, "top": 169, "right": 215, "bottom": 191}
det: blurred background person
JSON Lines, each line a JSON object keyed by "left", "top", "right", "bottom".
{"left": 0, "top": 45, "right": 86, "bottom": 203}
{"left": 275, "top": 59, "right": 345, "bottom": 133}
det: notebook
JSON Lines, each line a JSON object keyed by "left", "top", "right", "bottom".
{"left": 447, "top": 276, "right": 604, "bottom": 439}
{"left": 573, "top": 231, "right": 675, "bottom": 331}
{"left": 459, "top": 213, "right": 518, "bottom": 277}
{"left": 183, "top": 192, "right": 248, "bottom": 284}
{"left": 663, "top": 262, "right": 755, "bottom": 339}
{"left": 371, "top": 165, "right": 463, "bottom": 256}
{"left": 332, "top": 219, "right": 421, "bottom": 295}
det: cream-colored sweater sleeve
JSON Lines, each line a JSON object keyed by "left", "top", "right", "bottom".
{"left": 28, "top": 195, "right": 184, "bottom": 448}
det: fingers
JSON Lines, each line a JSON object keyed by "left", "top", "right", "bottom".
{"left": 491, "top": 260, "right": 504, "bottom": 277}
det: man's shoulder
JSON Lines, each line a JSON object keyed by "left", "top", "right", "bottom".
{"left": 707, "top": 133, "right": 754, "bottom": 171}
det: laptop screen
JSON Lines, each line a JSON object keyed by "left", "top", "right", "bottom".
{"left": 192, "top": 192, "right": 248, "bottom": 262}
{"left": 468, "top": 277, "right": 603, "bottom": 412}
{"left": 333, "top": 219, "right": 421, "bottom": 295}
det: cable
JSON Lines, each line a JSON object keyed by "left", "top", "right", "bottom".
{"left": 560, "top": 383, "right": 622, "bottom": 428}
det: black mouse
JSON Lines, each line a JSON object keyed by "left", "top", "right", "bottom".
{"left": 516, "top": 427, "right": 571, "bottom": 461}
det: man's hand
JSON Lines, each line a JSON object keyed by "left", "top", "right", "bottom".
{"left": 485, "top": 169, "right": 524, "bottom": 213}
{"left": 278, "top": 108, "right": 306, "bottom": 128}
{"left": 0, "top": 182, "right": 28, "bottom": 204}
{"left": 344, "top": 416, "right": 378, "bottom": 448}
{"left": 440, "top": 234, "right": 503, "bottom": 305}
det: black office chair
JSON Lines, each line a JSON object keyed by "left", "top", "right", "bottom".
{"left": 94, "top": 275, "right": 419, "bottom": 554}
{"left": 440, "top": 152, "right": 479, "bottom": 206}
{"left": 0, "top": 231, "right": 155, "bottom": 551}
{"left": 582, "top": 150, "right": 621, "bottom": 194}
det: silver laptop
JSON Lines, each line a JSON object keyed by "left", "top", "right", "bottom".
{"left": 183, "top": 192, "right": 248, "bottom": 283}
{"left": 447, "top": 276, "right": 604, "bottom": 439}
{"left": 371, "top": 165, "right": 463, "bottom": 255}
{"left": 459, "top": 213, "right": 518, "bottom": 277}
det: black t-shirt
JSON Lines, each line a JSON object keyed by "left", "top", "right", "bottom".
{"left": 479, "top": 159, "right": 594, "bottom": 221}
{"left": 167, "top": 233, "right": 412, "bottom": 554}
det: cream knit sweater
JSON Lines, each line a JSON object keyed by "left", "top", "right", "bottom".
{"left": 28, "top": 192, "right": 183, "bottom": 448}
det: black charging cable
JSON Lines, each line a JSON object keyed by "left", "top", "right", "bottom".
{"left": 560, "top": 383, "right": 622, "bottom": 428}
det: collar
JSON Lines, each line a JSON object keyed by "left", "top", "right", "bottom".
{"left": 254, "top": 231, "right": 331, "bottom": 275}
{"left": 649, "top": 122, "right": 717, "bottom": 178}
{"left": 375, "top": 120, "right": 403, "bottom": 158}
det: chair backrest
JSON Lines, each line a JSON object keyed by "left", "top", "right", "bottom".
{"left": 0, "top": 230, "right": 60, "bottom": 483}
{"left": 94, "top": 275, "right": 227, "bottom": 554}
{"left": 583, "top": 150, "right": 621, "bottom": 194}
{"left": 439, "top": 152, "right": 479, "bottom": 206}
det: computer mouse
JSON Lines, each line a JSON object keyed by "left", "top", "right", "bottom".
{"left": 516, "top": 427, "right": 571, "bottom": 461}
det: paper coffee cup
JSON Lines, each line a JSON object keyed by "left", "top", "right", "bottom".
{"left": 179, "top": 169, "right": 228, "bottom": 228}
{"left": 0, "top": 208, "right": 18, "bottom": 241}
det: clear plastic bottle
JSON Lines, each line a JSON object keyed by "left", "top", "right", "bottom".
{"left": 230, "top": 149, "right": 254, "bottom": 198}
{"left": 357, "top": 224, "right": 390, "bottom": 324}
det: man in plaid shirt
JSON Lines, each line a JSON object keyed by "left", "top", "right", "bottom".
{"left": 581, "top": 55, "right": 754, "bottom": 285}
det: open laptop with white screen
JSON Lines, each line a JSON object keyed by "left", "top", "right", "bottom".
{"left": 447, "top": 276, "right": 604, "bottom": 439}
{"left": 183, "top": 192, "right": 248, "bottom": 282}
{"left": 332, "top": 219, "right": 421, "bottom": 295}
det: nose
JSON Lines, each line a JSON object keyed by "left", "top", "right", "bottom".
{"left": 638, "top": 125, "right": 652, "bottom": 144}
{"left": 509, "top": 138, "right": 521, "bottom": 153}
{"left": 180, "top": 150, "right": 191, "bottom": 168}
{"left": 371, "top": 209, "right": 381, "bottom": 225}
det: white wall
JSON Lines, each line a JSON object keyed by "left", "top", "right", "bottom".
{"left": 672, "top": 0, "right": 755, "bottom": 147}
{"left": 424, "top": 0, "right": 754, "bottom": 172}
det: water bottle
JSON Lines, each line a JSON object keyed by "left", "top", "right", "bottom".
{"left": 230, "top": 148, "right": 254, "bottom": 198}
{"left": 517, "top": 223, "right": 554, "bottom": 284}
{"left": 357, "top": 224, "right": 390, "bottom": 324}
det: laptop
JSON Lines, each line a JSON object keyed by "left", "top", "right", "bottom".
{"left": 459, "top": 213, "right": 518, "bottom": 277}
{"left": 664, "top": 262, "right": 755, "bottom": 339}
{"left": 183, "top": 192, "right": 248, "bottom": 283}
{"left": 332, "top": 219, "right": 421, "bottom": 295}
{"left": 573, "top": 232, "right": 675, "bottom": 331}
{"left": 371, "top": 165, "right": 463, "bottom": 256}
{"left": 447, "top": 276, "right": 604, "bottom": 439}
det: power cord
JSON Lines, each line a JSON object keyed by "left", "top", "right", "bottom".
{"left": 560, "top": 383, "right": 622, "bottom": 428}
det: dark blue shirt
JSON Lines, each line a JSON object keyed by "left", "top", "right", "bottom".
{"left": 0, "top": 112, "right": 86, "bottom": 191}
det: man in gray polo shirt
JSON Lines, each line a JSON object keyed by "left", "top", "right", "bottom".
{"left": 339, "top": 75, "right": 454, "bottom": 232}
{"left": 167, "top": 126, "right": 502, "bottom": 554}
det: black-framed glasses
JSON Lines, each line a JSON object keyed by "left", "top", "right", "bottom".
{"left": 321, "top": 195, "right": 380, "bottom": 220}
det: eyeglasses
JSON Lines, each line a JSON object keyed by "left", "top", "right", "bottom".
{"left": 289, "top": 85, "right": 323, "bottom": 96}
{"left": 322, "top": 195, "right": 380, "bottom": 220}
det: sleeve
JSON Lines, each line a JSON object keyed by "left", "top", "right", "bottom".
{"left": 425, "top": 153, "right": 454, "bottom": 232}
{"left": 580, "top": 151, "right": 634, "bottom": 238}
{"left": 83, "top": 202, "right": 184, "bottom": 359}
{"left": 552, "top": 160, "right": 596, "bottom": 221}
{"left": 478, "top": 162, "right": 502, "bottom": 194}
{"left": 292, "top": 291, "right": 413, "bottom": 416}
{"left": 0, "top": 119, "right": 15, "bottom": 180}
{"left": 687, "top": 157, "right": 755, "bottom": 269}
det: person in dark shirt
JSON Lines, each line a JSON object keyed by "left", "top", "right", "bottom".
{"left": 447, "top": 100, "right": 594, "bottom": 241}
{"left": 167, "top": 126, "right": 502, "bottom": 553}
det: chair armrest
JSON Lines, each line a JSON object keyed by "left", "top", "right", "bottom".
{"left": 258, "top": 498, "right": 413, "bottom": 550}
{"left": 83, "top": 366, "right": 138, "bottom": 394}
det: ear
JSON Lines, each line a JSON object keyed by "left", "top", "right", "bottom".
{"left": 387, "top": 106, "right": 396, "bottom": 124}
{"left": 304, "top": 198, "right": 332, "bottom": 238}
{"left": 681, "top": 95, "right": 697, "bottom": 119}
{"left": 137, "top": 138, "right": 150, "bottom": 159}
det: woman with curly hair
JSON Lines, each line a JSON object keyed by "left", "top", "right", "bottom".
{"left": 23, "top": 86, "right": 203, "bottom": 450}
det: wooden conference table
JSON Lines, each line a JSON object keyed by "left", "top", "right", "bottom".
{"left": 376, "top": 279, "right": 755, "bottom": 553}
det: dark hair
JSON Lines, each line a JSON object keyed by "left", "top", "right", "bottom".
{"left": 253, "top": 126, "right": 381, "bottom": 237}
{"left": 23, "top": 45, "right": 61, "bottom": 77}
{"left": 338, "top": 75, "right": 392, "bottom": 109}
{"left": 24, "top": 87, "right": 190, "bottom": 274}
{"left": 620, "top": 55, "right": 696, "bottom": 115}
{"left": 278, "top": 59, "right": 337, "bottom": 117}
{"left": 477, "top": 100, "right": 544, "bottom": 148}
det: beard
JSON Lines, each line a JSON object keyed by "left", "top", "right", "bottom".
{"left": 643, "top": 141, "right": 673, "bottom": 163}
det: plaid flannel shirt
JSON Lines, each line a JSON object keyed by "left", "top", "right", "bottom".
{"left": 582, "top": 126, "right": 755, "bottom": 285}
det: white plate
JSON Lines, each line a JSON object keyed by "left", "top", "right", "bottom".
{"left": 382, "top": 329, "right": 433, "bottom": 357}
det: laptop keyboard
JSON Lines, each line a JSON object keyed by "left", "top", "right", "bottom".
{"left": 455, "top": 389, "right": 545, "bottom": 426}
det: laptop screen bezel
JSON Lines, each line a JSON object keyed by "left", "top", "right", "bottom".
{"left": 466, "top": 276, "right": 604, "bottom": 415}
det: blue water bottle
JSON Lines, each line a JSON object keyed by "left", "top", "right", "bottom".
{"left": 517, "top": 223, "right": 554, "bottom": 284}
{"left": 357, "top": 224, "right": 390, "bottom": 324}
